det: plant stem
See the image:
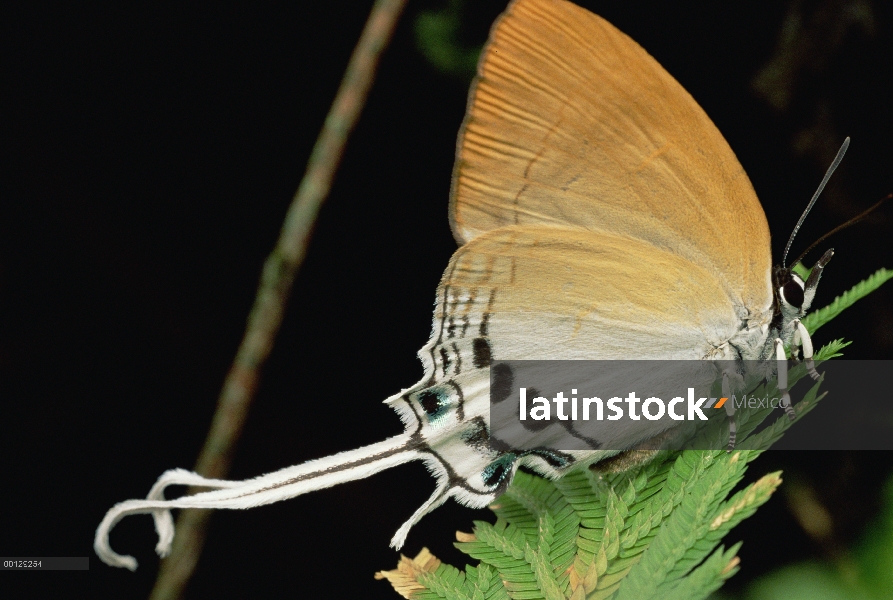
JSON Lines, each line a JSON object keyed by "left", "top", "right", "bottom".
{"left": 148, "top": 1, "right": 407, "bottom": 598}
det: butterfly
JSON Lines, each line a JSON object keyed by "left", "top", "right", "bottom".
{"left": 95, "top": 0, "right": 835, "bottom": 571}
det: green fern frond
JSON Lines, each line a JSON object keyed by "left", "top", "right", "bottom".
{"left": 378, "top": 270, "right": 888, "bottom": 599}
{"left": 815, "top": 338, "right": 851, "bottom": 360}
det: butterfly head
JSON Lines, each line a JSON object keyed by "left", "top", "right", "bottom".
{"left": 772, "top": 248, "right": 834, "bottom": 335}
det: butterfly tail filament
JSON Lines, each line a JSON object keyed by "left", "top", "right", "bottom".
{"left": 95, "top": 433, "right": 419, "bottom": 571}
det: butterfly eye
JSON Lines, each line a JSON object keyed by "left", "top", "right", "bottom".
{"left": 482, "top": 453, "right": 517, "bottom": 488}
{"left": 780, "top": 277, "right": 805, "bottom": 309}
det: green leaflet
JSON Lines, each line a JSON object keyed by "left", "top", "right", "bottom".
{"left": 378, "top": 268, "right": 891, "bottom": 599}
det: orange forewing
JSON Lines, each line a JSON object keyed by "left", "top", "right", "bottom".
{"left": 450, "top": 0, "right": 772, "bottom": 313}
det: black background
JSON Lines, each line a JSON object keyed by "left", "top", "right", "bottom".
{"left": 3, "top": 0, "right": 893, "bottom": 597}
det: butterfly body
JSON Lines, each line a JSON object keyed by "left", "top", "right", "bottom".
{"left": 96, "top": 0, "right": 832, "bottom": 569}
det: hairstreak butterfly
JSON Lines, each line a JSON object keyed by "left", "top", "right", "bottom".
{"left": 96, "top": 0, "right": 844, "bottom": 570}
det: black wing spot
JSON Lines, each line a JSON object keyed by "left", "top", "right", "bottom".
{"left": 451, "top": 342, "right": 462, "bottom": 375}
{"left": 418, "top": 389, "right": 443, "bottom": 417}
{"left": 560, "top": 420, "right": 602, "bottom": 449}
{"left": 439, "top": 346, "right": 452, "bottom": 375}
{"left": 473, "top": 337, "right": 492, "bottom": 369}
{"left": 460, "top": 417, "right": 489, "bottom": 450}
{"left": 482, "top": 453, "right": 516, "bottom": 488}
{"left": 522, "top": 387, "right": 550, "bottom": 431}
{"left": 524, "top": 448, "right": 576, "bottom": 470}
{"left": 488, "top": 433, "right": 514, "bottom": 454}
{"left": 491, "top": 362, "right": 514, "bottom": 403}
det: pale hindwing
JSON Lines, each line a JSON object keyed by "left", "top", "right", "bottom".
{"left": 448, "top": 226, "right": 743, "bottom": 360}
{"left": 384, "top": 225, "right": 745, "bottom": 525}
{"left": 450, "top": 0, "right": 772, "bottom": 314}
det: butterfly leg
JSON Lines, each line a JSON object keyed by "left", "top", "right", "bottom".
{"left": 722, "top": 372, "right": 737, "bottom": 452}
{"left": 390, "top": 477, "right": 452, "bottom": 549}
{"left": 775, "top": 339, "right": 797, "bottom": 421}
{"left": 791, "top": 318, "right": 820, "bottom": 380}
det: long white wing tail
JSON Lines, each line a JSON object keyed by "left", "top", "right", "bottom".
{"left": 95, "top": 433, "right": 418, "bottom": 571}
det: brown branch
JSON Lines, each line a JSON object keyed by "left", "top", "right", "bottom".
{"left": 147, "top": 1, "right": 408, "bottom": 598}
